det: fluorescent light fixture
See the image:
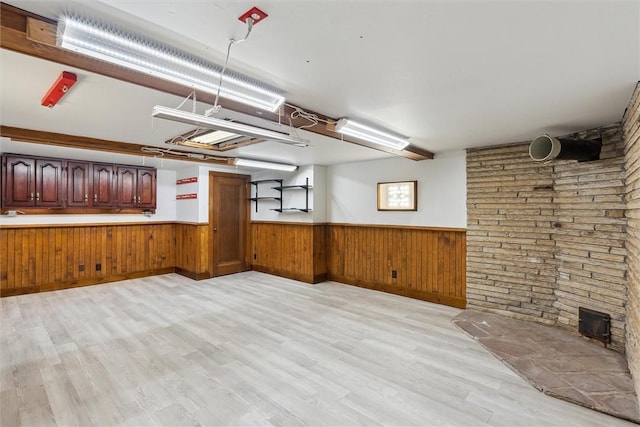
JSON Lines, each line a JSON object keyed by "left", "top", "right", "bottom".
{"left": 233, "top": 158, "right": 298, "bottom": 172}
{"left": 335, "top": 118, "right": 410, "bottom": 150}
{"left": 57, "top": 15, "right": 285, "bottom": 112}
{"left": 191, "top": 130, "right": 243, "bottom": 145}
{"left": 152, "top": 105, "right": 308, "bottom": 146}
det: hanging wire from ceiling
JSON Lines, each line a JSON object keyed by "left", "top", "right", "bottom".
{"left": 152, "top": 13, "right": 323, "bottom": 149}
{"left": 162, "top": 91, "right": 205, "bottom": 144}
{"left": 285, "top": 103, "right": 335, "bottom": 143}
{"left": 140, "top": 146, "right": 228, "bottom": 161}
{"left": 176, "top": 90, "right": 198, "bottom": 113}
{"left": 207, "top": 17, "right": 255, "bottom": 116}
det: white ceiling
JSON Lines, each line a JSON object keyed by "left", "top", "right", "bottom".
{"left": 1, "top": 0, "right": 639, "bottom": 170}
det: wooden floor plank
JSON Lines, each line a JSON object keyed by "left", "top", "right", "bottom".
{"left": 0, "top": 272, "right": 634, "bottom": 426}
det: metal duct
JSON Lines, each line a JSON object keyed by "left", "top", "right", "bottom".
{"left": 529, "top": 134, "right": 602, "bottom": 162}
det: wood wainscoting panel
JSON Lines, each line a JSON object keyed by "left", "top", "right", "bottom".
{"left": 175, "top": 223, "right": 210, "bottom": 280}
{"left": 251, "top": 222, "right": 327, "bottom": 284}
{"left": 327, "top": 224, "right": 466, "bottom": 308}
{"left": 0, "top": 223, "right": 176, "bottom": 297}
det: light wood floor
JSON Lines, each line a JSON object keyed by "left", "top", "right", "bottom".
{"left": 1, "top": 272, "right": 634, "bottom": 426}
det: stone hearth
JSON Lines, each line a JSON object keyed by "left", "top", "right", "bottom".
{"left": 453, "top": 310, "right": 639, "bottom": 423}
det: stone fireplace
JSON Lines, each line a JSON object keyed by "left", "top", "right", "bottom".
{"left": 466, "top": 124, "right": 628, "bottom": 351}
{"left": 466, "top": 82, "right": 640, "bottom": 412}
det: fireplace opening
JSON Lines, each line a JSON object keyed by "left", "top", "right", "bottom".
{"left": 578, "top": 307, "right": 611, "bottom": 345}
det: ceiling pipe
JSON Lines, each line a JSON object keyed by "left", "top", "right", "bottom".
{"left": 529, "top": 134, "right": 602, "bottom": 162}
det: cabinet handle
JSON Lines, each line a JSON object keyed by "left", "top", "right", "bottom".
{"left": 29, "top": 192, "right": 34, "bottom": 201}
{"left": 132, "top": 196, "right": 136, "bottom": 203}
{"left": 94, "top": 194, "right": 98, "bottom": 202}
{"left": 84, "top": 194, "right": 88, "bottom": 202}
{"left": 36, "top": 192, "right": 40, "bottom": 201}
{"left": 137, "top": 195, "right": 141, "bottom": 203}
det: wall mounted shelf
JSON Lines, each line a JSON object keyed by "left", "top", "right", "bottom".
{"left": 250, "top": 179, "right": 283, "bottom": 212}
{"left": 250, "top": 177, "right": 312, "bottom": 213}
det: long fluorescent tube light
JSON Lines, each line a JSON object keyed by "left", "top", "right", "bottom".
{"left": 335, "top": 118, "right": 410, "bottom": 150}
{"left": 191, "top": 130, "right": 243, "bottom": 145}
{"left": 233, "top": 158, "right": 298, "bottom": 171}
{"left": 152, "top": 105, "right": 307, "bottom": 146}
{"left": 57, "top": 15, "right": 285, "bottom": 112}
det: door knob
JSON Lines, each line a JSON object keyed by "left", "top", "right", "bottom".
{"left": 213, "top": 227, "right": 217, "bottom": 232}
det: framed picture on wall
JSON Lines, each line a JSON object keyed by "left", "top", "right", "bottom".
{"left": 377, "top": 180, "right": 417, "bottom": 211}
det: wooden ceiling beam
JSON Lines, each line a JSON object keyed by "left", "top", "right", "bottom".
{"left": 0, "top": 3, "right": 434, "bottom": 161}
{"left": 0, "top": 126, "right": 232, "bottom": 166}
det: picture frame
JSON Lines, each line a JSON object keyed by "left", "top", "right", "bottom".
{"left": 377, "top": 180, "right": 417, "bottom": 211}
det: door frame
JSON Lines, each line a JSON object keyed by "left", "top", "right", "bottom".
{"left": 208, "top": 171, "right": 251, "bottom": 276}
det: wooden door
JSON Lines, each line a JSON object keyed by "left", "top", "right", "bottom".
{"left": 137, "top": 167, "right": 157, "bottom": 208}
{"left": 210, "top": 172, "right": 250, "bottom": 276}
{"left": 93, "top": 163, "right": 115, "bottom": 207}
{"left": 35, "top": 159, "right": 64, "bottom": 207}
{"left": 115, "top": 166, "right": 137, "bottom": 208}
{"left": 2, "top": 155, "right": 35, "bottom": 207}
{"left": 67, "top": 161, "right": 91, "bottom": 207}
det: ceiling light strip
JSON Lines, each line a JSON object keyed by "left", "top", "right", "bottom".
{"left": 191, "top": 130, "right": 243, "bottom": 144}
{"left": 335, "top": 118, "right": 410, "bottom": 150}
{"left": 57, "top": 15, "right": 285, "bottom": 112}
{"left": 152, "top": 105, "right": 307, "bottom": 146}
{"left": 233, "top": 158, "right": 297, "bottom": 171}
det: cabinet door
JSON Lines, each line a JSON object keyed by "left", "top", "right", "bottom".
{"left": 115, "top": 166, "right": 137, "bottom": 208}
{"left": 66, "top": 161, "right": 91, "bottom": 207}
{"left": 2, "top": 155, "right": 36, "bottom": 207}
{"left": 35, "top": 159, "right": 64, "bottom": 207}
{"left": 137, "top": 167, "right": 157, "bottom": 208}
{"left": 93, "top": 163, "right": 115, "bottom": 208}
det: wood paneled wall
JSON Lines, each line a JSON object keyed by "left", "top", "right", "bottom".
{"left": 251, "top": 222, "right": 327, "bottom": 284}
{"left": 327, "top": 224, "right": 466, "bottom": 308}
{"left": 251, "top": 222, "right": 466, "bottom": 308}
{"left": 0, "top": 223, "right": 175, "bottom": 297}
{"left": 175, "top": 223, "right": 210, "bottom": 280}
{"left": 3, "top": 221, "right": 466, "bottom": 309}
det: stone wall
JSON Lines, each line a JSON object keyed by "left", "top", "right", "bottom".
{"left": 623, "top": 83, "right": 640, "bottom": 407}
{"left": 467, "top": 125, "right": 628, "bottom": 351}
{"left": 553, "top": 126, "right": 627, "bottom": 349}
{"left": 467, "top": 145, "right": 558, "bottom": 324}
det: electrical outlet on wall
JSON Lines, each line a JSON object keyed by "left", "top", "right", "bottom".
{"left": 392, "top": 270, "right": 397, "bottom": 279}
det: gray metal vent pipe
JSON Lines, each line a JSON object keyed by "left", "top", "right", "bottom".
{"left": 529, "top": 134, "right": 602, "bottom": 162}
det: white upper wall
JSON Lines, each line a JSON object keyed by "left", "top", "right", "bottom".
{"left": 327, "top": 150, "right": 467, "bottom": 228}
{"left": 1, "top": 138, "right": 466, "bottom": 228}
{"left": 174, "top": 165, "right": 201, "bottom": 223}
{"left": 250, "top": 165, "right": 326, "bottom": 223}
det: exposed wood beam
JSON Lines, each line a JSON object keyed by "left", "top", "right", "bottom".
{"left": 0, "top": 126, "right": 232, "bottom": 166}
{"left": 0, "top": 3, "right": 434, "bottom": 160}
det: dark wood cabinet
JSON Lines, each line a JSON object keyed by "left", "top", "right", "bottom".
{"left": 2, "top": 155, "right": 35, "bottom": 207}
{"left": 2, "top": 156, "right": 64, "bottom": 208}
{"left": 1, "top": 154, "right": 156, "bottom": 213}
{"left": 115, "top": 166, "right": 138, "bottom": 208}
{"left": 35, "top": 159, "right": 64, "bottom": 208}
{"left": 137, "top": 168, "right": 157, "bottom": 209}
{"left": 66, "top": 161, "right": 90, "bottom": 207}
{"left": 93, "top": 163, "right": 115, "bottom": 208}
{"left": 115, "top": 166, "right": 157, "bottom": 209}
